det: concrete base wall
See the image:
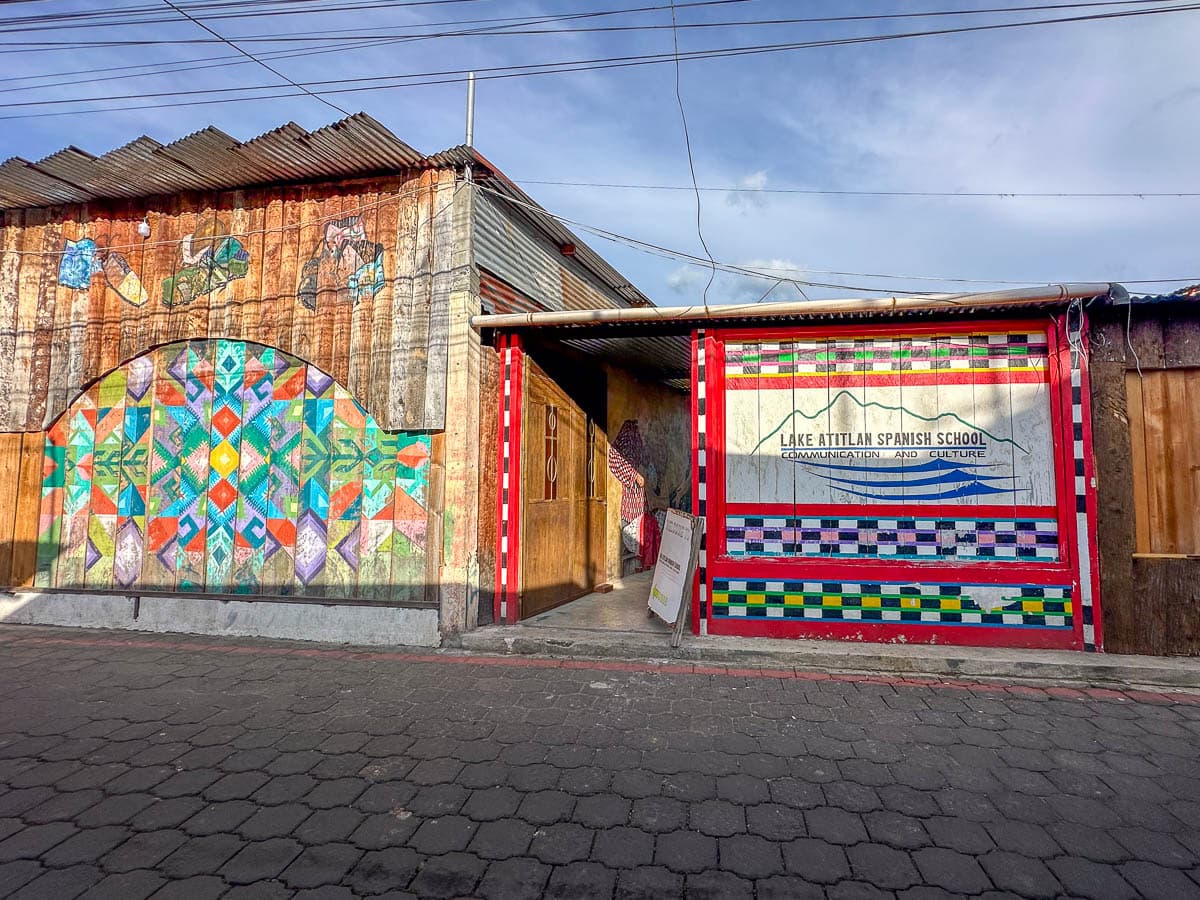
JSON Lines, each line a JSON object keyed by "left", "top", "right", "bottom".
{"left": 0, "top": 591, "right": 441, "bottom": 647}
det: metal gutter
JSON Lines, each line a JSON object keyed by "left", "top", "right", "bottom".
{"left": 471, "top": 283, "right": 1124, "bottom": 329}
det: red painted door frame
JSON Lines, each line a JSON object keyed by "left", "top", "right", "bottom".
{"left": 690, "top": 317, "right": 1103, "bottom": 651}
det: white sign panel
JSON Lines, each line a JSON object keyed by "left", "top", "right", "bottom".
{"left": 724, "top": 334, "right": 1057, "bottom": 506}
{"left": 648, "top": 509, "right": 701, "bottom": 625}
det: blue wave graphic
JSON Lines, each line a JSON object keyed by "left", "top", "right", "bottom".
{"left": 832, "top": 481, "right": 1018, "bottom": 501}
{"left": 817, "top": 469, "right": 1018, "bottom": 490}
{"left": 792, "top": 457, "right": 999, "bottom": 474}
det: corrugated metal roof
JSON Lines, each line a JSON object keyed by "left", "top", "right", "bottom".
{"left": 560, "top": 334, "right": 692, "bottom": 379}
{"left": 0, "top": 116, "right": 656, "bottom": 312}
{"left": 1121, "top": 285, "right": 1200, "bottom": 304}
{"left": 0, "top": 113, "right": 425, "bottom": 211}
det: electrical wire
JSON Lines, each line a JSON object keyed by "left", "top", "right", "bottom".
{"left": 2, "top": 1, "right": 1194, "bottom": 115}
{"left": 0, "top": 0, "right": 1164, "bottom": 35}
{"left": 505, "top": 179, "right": 1200, "bottom": 199}
{"left": 0, "top": 0, "right": 750, "bottom": 97}
{"left": 473, "top": 183, "right": 1196, "bottom": 298}
{"left": 668, "top": 0, "right": 715, "bottom": 312}
{"left": 159, "top": 0, "right": 351, "bottom": 117}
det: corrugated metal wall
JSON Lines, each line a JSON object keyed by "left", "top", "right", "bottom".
{"left": 474, "top": 191, "right": 630, "bottom": 315}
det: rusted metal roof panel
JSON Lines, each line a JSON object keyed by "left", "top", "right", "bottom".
{"left": 0, "top": 113, "right": 428, "bottom": 211}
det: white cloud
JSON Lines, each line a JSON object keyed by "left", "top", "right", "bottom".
{"left": 726, "top": 170, "right": 770, "bottom": 209}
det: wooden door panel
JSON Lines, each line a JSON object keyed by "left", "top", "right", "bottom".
{"left": 519, "top": 359, "right": 607, "bottom": 619}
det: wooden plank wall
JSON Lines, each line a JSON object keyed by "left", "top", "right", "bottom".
{"left": 1125, "top": 369, "right": 1200, "bottom": 555}
{"left": 1091, "top": 307, "right": 1200, "bottom": 655}
{"left": 0, "top": 432, "right": 46, "bottom": 588}
{"left": 0, "top": 169, "right": 462, "bottom": 434}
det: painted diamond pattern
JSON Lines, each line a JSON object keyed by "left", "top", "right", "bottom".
{"left": 35, "top": 340, "right": 430, "bottom": 602}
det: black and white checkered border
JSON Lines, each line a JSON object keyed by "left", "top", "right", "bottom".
{"left": 499, "top": 343, "right": 513, "bottom": 622}
{"left": 696, "top": 330, "right": 708, "bottom": 636}
{"left": 1068, "top": 316, "right": 1096, "bottom": 652}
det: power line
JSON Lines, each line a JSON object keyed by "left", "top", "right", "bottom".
{"left": 0, "top": 0, "right": 749, "bottom": 96}
{"left": 0, "top": 0, "right": 1163, "bottom": 36}
{"left": 506, "top": 179, "right": 1200, "bottom": 200}
{"left": 159, "top": 0, "right": 351, "bottom": 117}
{"left": 0, "top": 1, "right": 1194, "bottom": 116}
{"left": 473, "top": 183, "right": 1200, "bottom": 294}
{"left": 667, "top": 0, "right": 716, "bottom": 311}
{"left": 0, "top": 0, "right": 1172, "bottom": 41}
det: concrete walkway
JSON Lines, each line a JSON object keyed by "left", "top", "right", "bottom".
{"left": 459, "top": 622, "right": 1200, "bottom": 692}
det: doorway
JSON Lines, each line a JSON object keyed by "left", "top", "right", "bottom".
{"left": 518, "top": 355, "right": 608, "bottom": 619}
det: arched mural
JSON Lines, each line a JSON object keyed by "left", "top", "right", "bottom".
{"left": 34, "top": 340, "right": 431, "bottom": 602}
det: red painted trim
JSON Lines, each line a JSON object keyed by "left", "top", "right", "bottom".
{"left": 708, "top": 331, "right": 727, "bottom": 586}
{"left": 508, "top": 336, "right": 524, "bottom": 625}
{"left": 1048, "top": 315, "right": 1084, "bottom": 651}
{"left": 702, "top": 319, "right": 1093, "bottom": 650}
{"left": 1078, "top": 314, "right": 1104, "bottom": 650}
{"left": 6, "top": 631, "right": 1197, "bottom": 702}
{"left": 723, "top": 502, "right": 1059, "bottom": 518}
{"left": 716, "top": 319, "right": 1052, "bottom": 343}
{"left": 493, "top": 335, "right": 508, "bottom": 626}
{"left": 706, "top": 616, "right": 1079, "bottom": 650}
{"left": 723, "top": 371, "right": 1049, "bottom": 389}
{"left": 690, "top": 329, "right": 702, "bottom": 637}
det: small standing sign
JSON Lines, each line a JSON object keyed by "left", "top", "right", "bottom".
{"left": 647, "top": 509, "right": 703, "bottom": 648}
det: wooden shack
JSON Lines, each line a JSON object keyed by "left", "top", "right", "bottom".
{"left": 0, "top": 115, "right": 646, "bottom": 645}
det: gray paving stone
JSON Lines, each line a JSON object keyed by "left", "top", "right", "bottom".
{"left": 912, "top": 847, "right": 994, "bottom": 894}
{"left": 406, "top": 851, "right": 486, "bottom": 898}
{"left": 477, "top": 856, "right": 551, "bottom": 900}
{"left": 147, "top": 874, "right": 227, "bottom": 899}
{"left": 614, "top": 864, "right": 681, "bottom": 900}
{"left": 529, "top": 823, "right": 595, "bottom": 865}
{"left": 219, "top": 838, "right": 304, "bottom": 884}
{"left": 344, "top": 847, "right": 422, "bottom": 895}
{"left": 80, "top": 869, "right": 168, "bottom": 900}
{"left": 280, "top": 842, "right": 363, "bottom": 890}
{"left": 782, "top": 838, "right": 850, "bottom": 884}
{"left": 593, "top": 827, "right": 654, "bottom": 869}
{"left": 159, "top": 832, "right": 245, "bottom": 878}
{"left": 655, "top": 829, "right": 717, "bottom": 874}
{"left": 0, "top": 821, "right": 77, "bottom": 860}
{"left": 1049, "top": 856, "right": 1138, "bottom": 900}
{"left": 545, "top": 860, "right": 617, "bottom": 900}
{"left": 41, "top": 825, "right": 130, "bottom": 867}
{"left": 9, "top": 864, "right": 101, "bottom": 900}
{"left": 684, "top": 869, "right": 754, "bottom": 900}
{"left": 848, "top": 842, "right": 920, "bottom": 890}
{"left": 100, "top": 829, "right": 188, "bottom": 873}
{"left": 979, "top": 850, "right": 1061, "bottom": 898}
{"left": 469, "top": 818, "right": 535, "bottom": 860}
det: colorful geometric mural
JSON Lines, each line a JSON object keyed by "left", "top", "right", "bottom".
{"left": 162, "top": 219, "right": 250, "bottom": 307}
{"left": 35, "top": 339, "right": 430, "bottom": 602}
{"left": 298, "top": 215, "right": 385, "bottom": 310}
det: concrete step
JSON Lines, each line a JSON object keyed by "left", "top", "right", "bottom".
{"left": 456, "top": 625, "right": 1200, "bottom": 690}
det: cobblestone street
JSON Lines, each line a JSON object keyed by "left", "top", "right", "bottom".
{"left": 0, "top": 627, "right": 1197, "bottom": 899}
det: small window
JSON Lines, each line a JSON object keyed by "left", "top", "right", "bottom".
{"left": 1126, "top": 369, "right": 1200, "bottom": 556}
{"left": 544, "top": 405, "right": 559, "bottom": 500}
{"left": 586, "top": 419, "right": 597, "bottom": 499}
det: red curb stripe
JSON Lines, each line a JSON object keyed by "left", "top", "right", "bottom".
{"left": 1, "top": 630, "right": 1198, "bottom": 705}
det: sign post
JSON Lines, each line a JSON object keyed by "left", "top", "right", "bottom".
{"left": 647, "top": 509, "right": 703, "bottom": 648}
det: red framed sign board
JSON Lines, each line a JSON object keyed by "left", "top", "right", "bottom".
{"left": 690, "top": 316, "right": 1102, "bottom": 651}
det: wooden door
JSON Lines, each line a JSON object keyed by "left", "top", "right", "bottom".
{"left": 520, "top": 360, "right": 607, "bottom": 619}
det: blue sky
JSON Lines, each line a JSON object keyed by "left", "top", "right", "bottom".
{"left": 3, "top": 0, "right": 1198, "bottom": 304}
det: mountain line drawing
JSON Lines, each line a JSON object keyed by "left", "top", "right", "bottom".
{"left": 750, "top": 390, "right": 1029, "bottom": 455}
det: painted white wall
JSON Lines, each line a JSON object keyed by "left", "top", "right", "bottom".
{"left": 0, "top": 592, "right": 441, "bottom": 647}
